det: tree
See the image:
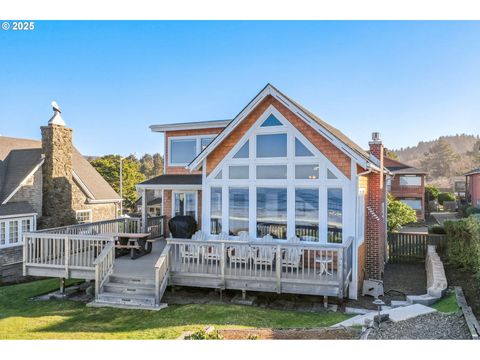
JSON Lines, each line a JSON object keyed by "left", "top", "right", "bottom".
{"left": 425, "top": 184, "right": 440, "bottom": 201}
{"left": 139, "top": 153, "right": 164, "bottom": 178}
{"left": 420, "top": 139, "right": 459, "bottom": 179}
{"left": 385, "top": 149, "right": 399, "bottom": 160}
{"left": 467, "top": 139, "right": 480, "bottom": 165}
{"left": 90, "top": 155, "right": 146, "bottom": 212}
{"left": 387, "top": 194, "right": 417, "bottom": 232}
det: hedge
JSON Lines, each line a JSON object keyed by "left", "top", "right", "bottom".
{"left": 444, "top": 215, "right": 480, "bottom": 277}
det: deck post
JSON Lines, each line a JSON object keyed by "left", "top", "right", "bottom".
{"left": 323, "top": 295, "right": 328, "bottom": 308}
{"left": 275, "top": 244, "right": 281, "bottom": 294}
{"left": 141, "top": 188, "right": 148, "bottom": 233}
{"left": 64, "top": 235, "right": 70, "bottom": 278}
{"left": 242, "top": 290, "right": 246, "bottom": 300}
{"left": 220, "top": 242, "right": 226, "bottom": 285}
{"left": 60, "top": 277, "right": 66, "bottom": 294}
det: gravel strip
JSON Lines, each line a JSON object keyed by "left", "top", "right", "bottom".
{"left": 368, "top": 312, "right": 471, "bottom": 340}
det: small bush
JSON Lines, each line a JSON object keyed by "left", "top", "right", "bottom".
{"left": 438, "top": 192, "right": 456, "bottom": 205}
{"left": 444, "top": 215, "right": 480, "bottom": 276}
{"left": 425, "top": 185, "right": 440, "bottom": 200}
{"left": 429, "top": 224, "right": 446, "bottom": 235}
{"left": 187, "top": 329, "right": 224, "bottom": 340}
{"left": 466, "top": 206, "right": 480, "bottom": 217}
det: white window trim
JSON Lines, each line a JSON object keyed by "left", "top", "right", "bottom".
{"left": 0, "top": 215, "right": 36, "bottom": 249}
{"left": 203, "top": 105, "right": 354, "bottom": 244}
{"left": 171, "top": 191, "right": 198, "bottom": 221}
{"left": 168, "top": 135, "right": 216, "bottom": 167}
{"left": 75, "top": 209, "right": 93, "bottom": 224}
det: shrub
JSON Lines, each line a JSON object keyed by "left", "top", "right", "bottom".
{"left": 429, "top": 224, "right": 446, "bottom": 234}
{"left": 387, "top": 194, "right": 418, "bottom": 232}
{"left": 444, "top": 215, "right": 480, "bottom": 276}
{"left": 425, "top": 185, "right": 440, "bottom": 200}
{"left": 466, "top": 206, "right": 480, "bottom": 217}
{"left": 438, "top": 192, "right": 456, "bottom": 205}
{"left": 187, "top": 329, "right": 224, "bottom": 340}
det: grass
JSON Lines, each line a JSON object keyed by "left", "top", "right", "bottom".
{"left": 0, "top": 279, "right": 351, "bottom": 339}
{"left": 431, "top": 290, "right": 460, "bottom": 313}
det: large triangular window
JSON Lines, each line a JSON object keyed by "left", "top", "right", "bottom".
{"left": 295, "top": 138, "right": 314, "bottom": 157}
{"left": 260, "top": 114, "right": 283, "bottom": 127}
{"left": 233, "top": 141, "right": 249, "bottom": 158}
{"left": 327, "top": 169, "right": 338, "bottom": 179}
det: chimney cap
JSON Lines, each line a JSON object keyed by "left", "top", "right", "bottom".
{"left": 48, "top": 101, "right": 66, "bottom": 126}
{"left": 371, "top": 132, "right": 382, "bottom": 142}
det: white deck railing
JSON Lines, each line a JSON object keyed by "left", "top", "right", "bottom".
{"left": 35, "top": 217, "right": 142, "bottom": 235}
{"left": 165, "top": 236, "right": 354, "bottom": 298}
{"left": 154, "top": 244, "right": 170, "bottom": 305}
{"left": 94, "top": 241, "right": 116, "bottom": 298}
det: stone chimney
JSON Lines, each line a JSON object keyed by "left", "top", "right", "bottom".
{"left": 365, "top": 132, "right": 386, "bottom": 280}
{"left": 40, "top": 101, "right": 75, "bottom": 228}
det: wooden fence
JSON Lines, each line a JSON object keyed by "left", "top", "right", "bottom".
{"left": 387, "top": 232, "right": 447, "bottom": 263}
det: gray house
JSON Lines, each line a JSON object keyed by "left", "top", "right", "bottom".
{"left": 0, "top": 103, "right": 121, "bottom": 282}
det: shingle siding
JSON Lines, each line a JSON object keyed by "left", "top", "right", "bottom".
{"left": 9, "top": 168, "right": 42, "bottom": 215}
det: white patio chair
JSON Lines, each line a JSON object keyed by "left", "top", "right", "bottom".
{"left": 282, "top": 236, "right": 303, "bottom": 269}
{"left": 227, "top": 231, "right": 252, "bottom": 265}
{"left": 180, "top": 230, "right": 205, "bottom": 263}
{"left": 252, "top": 234, "right": 276, "bottom": 267}
{"left": 203, "top": 232, "right": 228, "bottom": 262}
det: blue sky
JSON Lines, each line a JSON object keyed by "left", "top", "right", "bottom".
{"left": 0, "top": 21, "right": 479, "bottom": 157}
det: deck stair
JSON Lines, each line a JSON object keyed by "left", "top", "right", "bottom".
{"left": 89, "top": 275, "right": 166, "bottom": 310}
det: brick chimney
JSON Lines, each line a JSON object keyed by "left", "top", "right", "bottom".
{"left": 365, "top": 132, "right": 386, "bottom": 280}
{"left": 39, "top": 101, "right": 76, "bottom": 228}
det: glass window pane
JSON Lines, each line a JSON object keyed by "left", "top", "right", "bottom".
{"left": 328, "top": 188, "right": 343, "bottom": 243}
{"left": 185, "top": 193, "right": 196, "bottom": 218}
{"left": 22, "top": 219, "right": 30, "bottom": 233}
{"left": 399, "top": 176, "right": 421, "bottom": 186}
{"left": 170, "top": 139, "right": 197, "bottom": 164}
{"left": 201, "top": 137, "right": 214, "bottom": 150}
{"left": 256, "top": 188, "right": 287, "bottom": 239}
{"left": 229, "top": 188, "right": 249, "bottom": 236}
{"left": 0, "top": 222, "right": 5, "bottom": 246}
{"left": 295, "top": 189, "right": 319, "bottom": 242}
{"left": 210, "top": 188, "right": 222, "bottom": 235}
{"left": 256, "top": 165, "right": 287, "bottom": 179}
{"left": 295, "top": 164, "right": 319, "bottom": 179}
{"left": 9, "top": 221, "right": 18, "bottom": 244}
{"left": 295, "top": 138, "right": 313, "bottom": 157}
{"left": 233, "top": 141, "right": 249, "bottom": 158}
{"left": 214, "top": 170, "right": 222, "bottom": 179}
{"left": 229, "top": 165, "right": 249, "bottom": 179}
{"left": 261, "top": 114, "right": 283, "bottom": 127}
{"left": 400, "top": 198, "right": 422, "bottom": 210}
{"left": 174, "top": 193, "right": 185, "bottom": 217}
{"left": 256, "top": 134, "right": 287, "bottom": 158}
{"left": 327, "top": 169, "right": 338, "bottom": 179}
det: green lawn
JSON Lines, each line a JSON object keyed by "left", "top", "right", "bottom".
{"left": 431, "top": 290, "right": 460, "bottom": 314}
{"left": 0, "top": 279, "right": 351, "bottom": 339}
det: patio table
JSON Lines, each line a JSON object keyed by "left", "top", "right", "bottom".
{"left": 104, "top": 232, "right": 151, "bottom": 259}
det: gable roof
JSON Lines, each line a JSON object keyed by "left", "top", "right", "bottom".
{"left": 0, "top": 136, "right": 120, "bottom": 204}
{"left": 465, "top": 167, "right": 480, "bottom": 176}
{"left": 384, "top": 157, "right": 427, "bottom": 175}
{"left": 0, "top": 201, "right": 37, "bottom": 217}
{"left": 187, "top": 84, "right": 381, "bottom": 172}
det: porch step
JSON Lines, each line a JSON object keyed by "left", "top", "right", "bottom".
{"left": 97, "top": 291, "right": 157, "bottom": 307}
{"left": 108, "top": 275, "right": 155, "bottom": 286}
{"left": 390, "top": 300, "right": 410, "bottom": 308}
{"left": 406, "top": 294, "right": 439, "bottom": 306}
{"left": 87, "top": 300, "right": 167, "bottom": 311}
{"left": 103, "top": 281, "right": 155, "bottom": 295}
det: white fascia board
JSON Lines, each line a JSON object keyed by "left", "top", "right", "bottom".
{"left": 86, "top": 199, "right": 122, "bottom": 204}
{"left": 1, "top": 158, "right": 44, "bottom": 205}
{"left": 187, "top": 84, "right": 371, "bottom": 172}
{"left": 150, "top": 120, "right": 231, "bottom": 133}
{"left": 136, "top": 184, "right": 202, "bottom": 191}
{"left": 0, "top": 212, "right": 37, "bottom": 220}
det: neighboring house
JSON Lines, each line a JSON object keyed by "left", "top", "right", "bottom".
{"left": 137, "top": 84, "right": 391, "bottom": 296}
{"left": 0, "top": 103, "right": 121, "bottom": 282}
{"left": 465, "top": 167, "right": 480, "bottom": 208}
{"left": 384, "top": 157, "right": 427, "bottom": 220}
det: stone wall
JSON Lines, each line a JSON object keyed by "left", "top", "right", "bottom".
{"left": 0, "top": 245, "right": 23, "bottom": 283}
{"left": 9, "top": 167, "right": 43, "bottom": 215}
{"left": 71, "top": 179, "right": 118, "bottom": 221}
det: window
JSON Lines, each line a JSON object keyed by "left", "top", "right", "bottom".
{"left": 22, "top": 219, "right": 31, "bottom": 233}
{"left": 233, "top": 141, "right": 249, "bottom": 158}
{"left": 399, "top": 175, "right": 422, "bottom": 186}
{"left": 170, "top": 139, "right": 197, "bottom": 165}
{"left": 210, "top": 187, "right": 222, "bottom": 235}
{"left": 327, "top": 169, "right": 338, "bottom": 180}
{"left": 295, "top": 188, "right": 319, "bottom": 242}
{"left": 174, "top": 192, "right": 197, "bottom": 219}
{"left": 229, "top": 188, "right": 249, "bottom": 236}
{"left": 295, "top": 164, "right": 319, "bottom": 179}
{"left": 201, "top": 137, "right": 214, "bottom": 150}
{"left": 400, "top": 198, "right": 422, "bottom": 210}
{"left": 295, "top": 138, "right": 313, "bottom": 157}
{"left": 327, "top": 188, "right": 343, "bottom": 243}
{"left": 256, "top": 165, "right": 287, "bottom": 179}
{"left": 214, "top": 170, "right": 222, "bottom": 179}
{"left": 261, "top": 114, "right": 283, "bottom": 127}
{"left": 76, "top": 210, "right": 92, "bottom": 224}
{"left": 9, "top": 221, "right": 18, "bottom": 244}
{"left": 256, "top": 188, "right": 287, "bottom": 239}
{"left": 0, "top": 222, "right": 5, "bottom": 246}
{"left": 256, "top": 134, "right": 287, "bottom": 158}
{"left": 229, "top": 165, "right": 249, "bottom": 179}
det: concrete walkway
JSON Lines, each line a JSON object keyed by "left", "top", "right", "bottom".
{"left": 333, "top": 304, "right": 437, "bottom": 327}
{"left": 431, "top": 212, "right": 459, "bottom": 225}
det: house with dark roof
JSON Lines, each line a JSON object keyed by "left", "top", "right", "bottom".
{"left": 0, "top": 103, "right": 121, "bottom": 282}
{"left": 384, "top": 157, "right": 427, "bottom": 220}
{"left": 136, "top": 84, "right": 392, "bottom": 298}
{"left": 465, "top": 167, "right": 480, "bottom": 208}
